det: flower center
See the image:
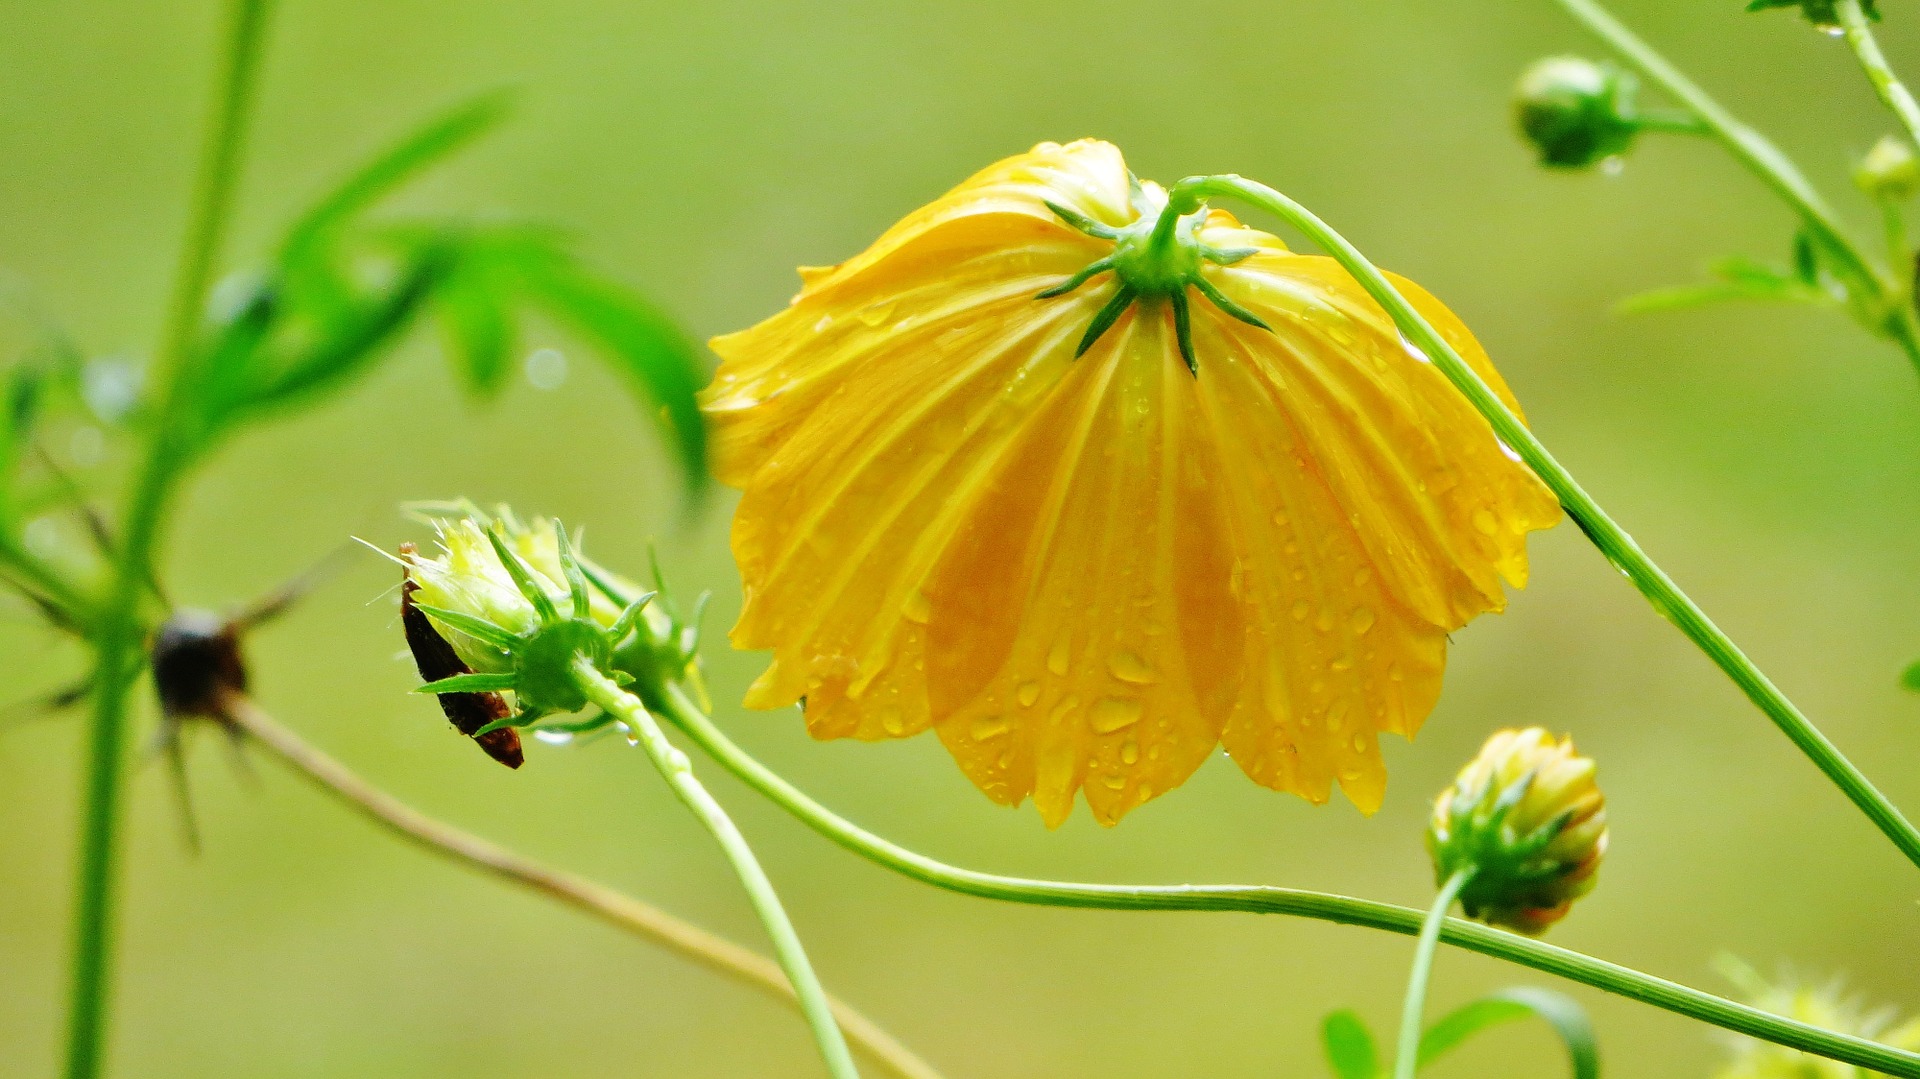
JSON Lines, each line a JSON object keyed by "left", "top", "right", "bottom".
{"left": 1036, "top": 182, "right": 1271, "bottom": 375}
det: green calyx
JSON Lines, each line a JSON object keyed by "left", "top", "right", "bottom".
{"left": 1037, "top": 180, "right": 1270, "bottom": 376}
{"left": 414, "top": 519, "right": 654, "bottom": 736}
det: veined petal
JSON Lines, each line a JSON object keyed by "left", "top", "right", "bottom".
{"left": 703, "top": 139, "right": 1558, "bottom": 825}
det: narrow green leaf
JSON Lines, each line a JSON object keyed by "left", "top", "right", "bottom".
{"left": 1320, "top": 1010, "right": 1380, "bottom": 1079}
{"left": 1418, "top": 988, "right": 1599, "bottom": 1079}
{"left": 434, "top": 256, "right": 517, "bottom": 397}
{"left": 1792, "top": 231, "right": 1819, "bottom": 286}
{"left": 1900, "top": 660, "right": 1920, "bottom": 692}
{"left": 279, "top": 91, "right": 511, "bottom": 313}
{"left": 1615, "top": 279, "right": 1831, "bottom": 315}
{"left": 515, "top": 257, "right": 710, "bottom": 498}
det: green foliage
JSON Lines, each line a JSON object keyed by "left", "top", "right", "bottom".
{"left": 1617, "top": 253, "right": 1839, "bottom": 315}
{"left": 1321, "top": 1010, "right": 1381, "bottom": 1079}
{"left": 1745, "top": 0, "right": 1878, "bottom": 24}
{"left": 1319, "top": 988, "right": 1597, "bottom": 1079}
{"left": 1900, "top": 660, "right": 1920, "bottom": 691}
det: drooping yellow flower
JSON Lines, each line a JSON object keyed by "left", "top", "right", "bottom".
{"left": 703, "top": 139, "right": 1559, "bottom": 826}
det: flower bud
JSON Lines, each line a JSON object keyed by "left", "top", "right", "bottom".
{"left": 1715, "top": 958, "right": 1920, "bottom": 1079}
{"left": 1427, "top": 728, "right": 1607, "bottom": 935}
{"left": 1855, "top": 136, "right": 1920, "bottom": 203}
{"left": 1514, "top": 57, "right": 1640, "bottom": 170}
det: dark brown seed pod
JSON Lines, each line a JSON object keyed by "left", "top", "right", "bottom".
{"left": 399, "top": 542, "right": 523, "bottom": 769}
{"left": 151, "top": 609, "right": 249, "bottom": 723}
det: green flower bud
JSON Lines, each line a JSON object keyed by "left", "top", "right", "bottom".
{"left": 1514, "top": 57, "right": 1641, "bottom": 170}
{"left": 1855, "top": 136, "right": 1920, "bottom": 202}
{"left": 1427, "top": 728, "right": 1607, "bottom": 935}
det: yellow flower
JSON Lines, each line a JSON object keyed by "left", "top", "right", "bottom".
{"left": 1715, "top": 960, "right": 1920, "bottom": 1079}
{"left": 703, "top": 139, "right": 1559, "bottom": 826}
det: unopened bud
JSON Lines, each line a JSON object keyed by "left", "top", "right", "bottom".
{"left": 1856, "top": 136, "right": 1920, "bottom": 202}
{"left": 1514, "top": 57, "right": 1640, "bottom": 170}
{"left": 1427, "top": 728, "right": 1607, "bottom": 935}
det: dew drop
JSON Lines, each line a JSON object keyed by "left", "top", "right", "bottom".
{"left": 1330, "top": 654, "right": 1353, "bottom": 672}
{"left": 970, "top": 715, "right": 1009, "bottom": 741}
{"left": 878, "top": 707, "right": 907, "bottom": 735}
{"left": 1048, "top": 696, "right": 1081, "bottom": 724}
{"left": 1089, "top": 697, "right": 1143, "bottom": 734}
{"left": 813, "top": 314, "right": 834, "bottom": 333}
{"left": 1349, "top": 607, "right": 1376, "bottom": 635}
{"left": 902, "top": 589, "right": 931, "bottom": 624}
{"left": 1351, "top": 567, "right": 1371, "bottom": 587}
{"left": 1290, "top": 599, "right": 1312, "bottom": 621}
{"left": 1314, "top": 608, "right": 1334, "bottom": 634}
{"left": 1472, "top": 508, "right": 1499, "bottom": 535}
{"left": 1120, "top": 739, "right": 1140, "bottom": 764}
{"left": 1016, "top": 680, "right": 1041, "bottom": 708}
{"left": 1047, "top": 633, "right": 1072, "bottom": 676}
{"left": 1350, "top": 733, "right": 1367, "bottom": 752}
{"left": 858, "top": 300, "right": 896, "bottom": 326}
{"left": 1600, "top": 155, "right": 1625, "bottom": 177}
{"left": 1108, "top": 650, "right": 1156, "bottom": 684}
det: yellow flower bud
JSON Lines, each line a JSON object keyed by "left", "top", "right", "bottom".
{"left": 1427, "top": 728, "right": 1607, "bottom": 935}
{"left": 1715, "top": 959, "right": 1920, "bottom": 1079}
{"left": 1855, "top": 136, "right": 1920, "bottom": 203}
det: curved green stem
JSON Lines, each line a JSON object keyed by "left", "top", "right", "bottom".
{"left": 1553, "top": 0, "right": 1920, "bottom": 374}
{"left": 575, "top": 661, "right": 859, "bottom": 1079}
{"left": 1391, "top": 870, "right": 1472, "bottom": 1079}
{"left": 1837, "top": 0, "right": 1920, "bottom": 157}
{"left": 62, "top": 3, "right": 273, "bottom": 1076}
{"left": 652, "top": 685, "right": 1920, "bottom": 1076}
{"left": 1175, "top": 171, "right": 1920, "bottom": 873}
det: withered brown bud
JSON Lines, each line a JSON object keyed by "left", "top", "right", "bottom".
{"left": 399, "top": 542, "right": 523, "bottom": 769}
{"left": 151, "top": 609, "right": 248, "bottom": 722}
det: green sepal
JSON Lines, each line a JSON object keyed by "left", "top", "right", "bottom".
{"left": 553, "top": 522, "right": 592, "bottom": 621}
{"left": 1170, "top": 290, "right": 1198, "bottom": 377}
{"left": 1034, "top": 256, "right": 1115, "bottom": 299}
{"left": 416, "top": 672, "right": 518, "bottom": 694}
{"left": 483, "top": 523, "right": 560, "bottom": 624}
{"left": 1191, "top": 274, "right": 1271, "bottom": 330}
{"left": 410, "top": 602, "right": 520, "bottom": 652}
{"left": 473, "top": 706, "right": 543, "bottom": 738}
{"left": 1042, "top": 200, "right": 1120, "bottom": 240}
{"left": 1076, "top": 283, "right": 1137, "bottom": 357}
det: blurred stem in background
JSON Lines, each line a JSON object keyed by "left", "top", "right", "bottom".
{"left": 64, "top": 2, "right": 274, "bottom": 1076}
{"left": 1552, "top": 0, "right": 1920, "bottom": 372}
{"left": 1836, "top": 0, "right": 1920, "bottom": 155}
{"left": 223, "top": 698, "right": 942, "bottom": 1079}
{"left": 646, "top": 682, "right": 1920, "bottom": 1077}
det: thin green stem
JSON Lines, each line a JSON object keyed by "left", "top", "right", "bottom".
{"left": 1174, "top": 171, "right": 1920, "bottom": 873}
{"left": 63, "top": 3, "right": 272, "bottom": 1077}
{"left": 651, "top": 685, "right": 1920, "bottom": 1076}
{"left": 0, "top": 532, "right": 93, "bottom": 630}
{"left": 574, "top": 661, "right": 859, "bottom": 1079}
{"left": 1391, "top": 870, "right": 1472, "bottom": 1079}
{"left": 1837, "top": 0, "right": 1920, "bottom": 157}
{"left": 1552, "top": 0, "right": 1920, "bottom": 374}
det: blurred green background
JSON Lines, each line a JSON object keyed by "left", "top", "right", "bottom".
{"left": 4, "top": 2, "right": 1920, "bottom": 1076}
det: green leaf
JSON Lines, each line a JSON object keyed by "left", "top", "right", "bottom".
{"left": 1901, "top": 660, "right": 1920, "bottom": 692}
{"left": 1320, "top": 1010, "right": 1380, "bottom": 1079}
{"left": 434, "top": 255, "right": 518, "bottom": 397}
{"left": 514, "top": 254, "right": 710, "bottom": 498}
{"left": 1418, "top": 988, "right": 1598, "bottom": 1079}
{"left": 279, "top": 92, "right": 510, "bottom": 315}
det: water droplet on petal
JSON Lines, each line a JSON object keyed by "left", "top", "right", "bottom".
{"left": 1349, "top": 607, "right": 1375, "bottom": 635}
{"left": 1107, "top": 650, "right": 1156, "bottom": 684}
{"left": 878, "top": 707, "right": 906, "bottom": 735}
{"left": 1120, "top": 739, "right": 1140, "bottom": 765}
{"left": 1047, "top": 632, "right": 1072, "bottom": 676}
{"left": 1016, "top": 680, "right": 1041, "bottom": 708}
{"left": 1472, "top": 508, "right": 1499, "bottom": 535}
{"left": 902, "top": 589, "right": 931, "bottom": 624}
{"left": 970, "top": 715, "right": 1009, "bottom": 741}
{"left": 1290, "top": 599, "right": 1311, "bottom": 621}
{"left": 1089, "top": 697, "right": 1143, "bottom": 734}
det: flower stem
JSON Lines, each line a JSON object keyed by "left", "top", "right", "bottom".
{"left": 225, "top": 698, "right": 940, "bottom": 1079}
{"left": 63, "top": 3, "right": 272, "bottom": 1077}
{"left": 1552, "top": 0, "right": 1920, "bottom": 373}
{"left": 1836, "top": 0, "right": 1920, "bottom": 158}
{"left": 651, "top": 684, "right": 1920, "bottom": 1076}
{"left": 1390, "top": 870, "right": 1473, "bottom": 1079}
{"left": 573, "top": 660, "right": 860, "bottom": 1079}
{"left": 1175, "top": 171, "right": 1920, "bottom": 875}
